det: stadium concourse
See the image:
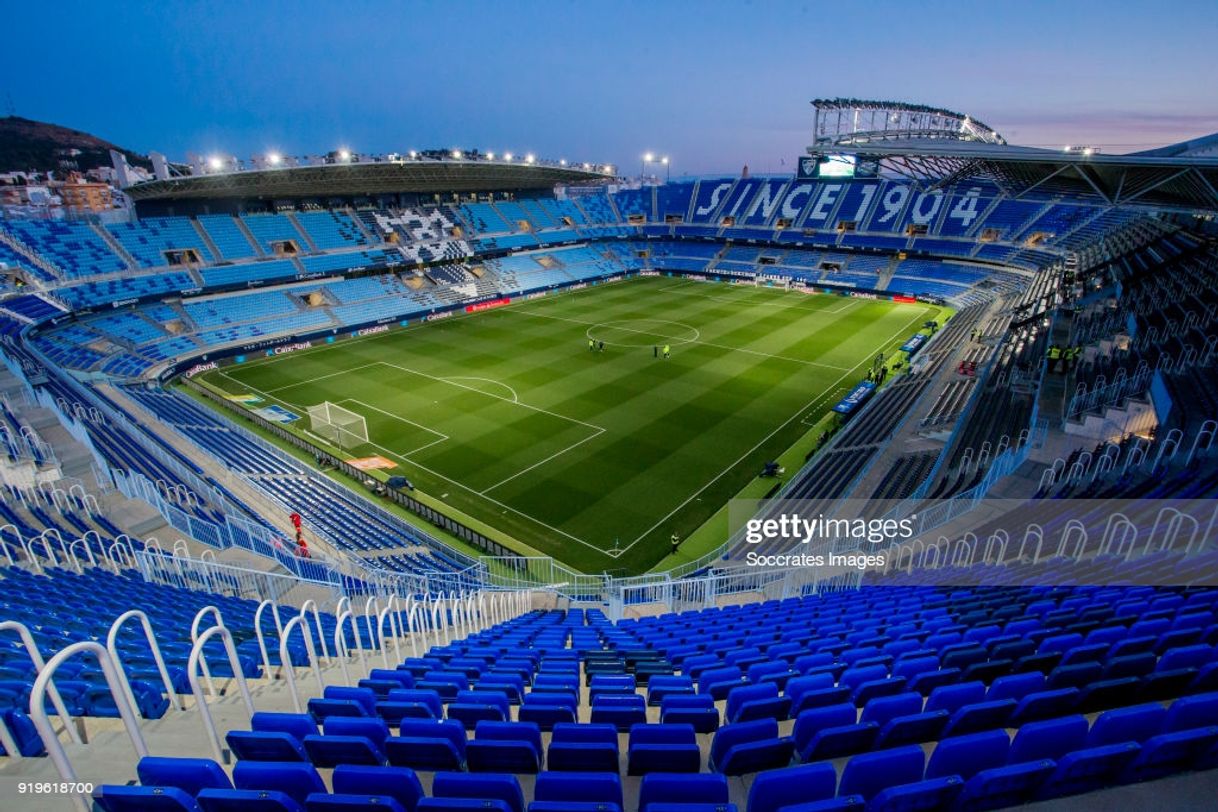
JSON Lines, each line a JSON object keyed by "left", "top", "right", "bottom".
{"left": 1, "top": 144, "right": 1218, "bottom": 812}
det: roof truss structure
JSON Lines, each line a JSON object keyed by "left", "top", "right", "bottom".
{"left": 822, "top": 142, "right": 1218, "bottom": 212}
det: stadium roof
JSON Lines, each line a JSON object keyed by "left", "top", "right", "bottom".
{"left": 820, "top": 138, "right": 1218, "bottom": 211}
{"left": 124, "top": 157, "right": 614, "bottom": 202}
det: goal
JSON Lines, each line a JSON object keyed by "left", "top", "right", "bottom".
{"left": 307, "top": 402, "right": 368, "bottom": 450}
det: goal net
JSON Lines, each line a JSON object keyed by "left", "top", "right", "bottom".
{"left": 307, "top": 402, "right": 368, "bottom": 450}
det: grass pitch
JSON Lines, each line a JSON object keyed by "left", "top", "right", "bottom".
{"left": 201, "top": 276, "right": 946, "bottom": 574}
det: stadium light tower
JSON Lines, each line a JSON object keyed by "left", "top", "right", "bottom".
{"left": 338, "top": 149, "right": 351, "bottom": 162}
{"left": 661, "top": 155, "right": 670, "bottom": 182}
{"left": 642, "top": 152, "right": 655, "bottom": 180}
{"left": 525, "top": 153, "right": 536, "bottom": 164}
{"left": 207, "top": 155, "right": 224, "bottom": 172}
{"left": 267, "top": 152, "right": 282, "bottom": 167}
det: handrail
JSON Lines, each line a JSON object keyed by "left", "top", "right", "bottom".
{"left": 0, "top": 523, "right": 19, "bottom": 566}
{"left": 300, "top": 599, "right": 331, "bottom": 662}
{"left": 378, "top": 598, "right": 403, "bottom": 669}
{"left": 188, "top": 625, "right": 254, "bottom": 764}
{"left": 66, "top": 536, "right": 96, "bottom": 574}
{"left": 31, "top": 641, "right": 148, "bottom": 812}
{"left": 405, "top": 602, "right": 422, "bottom": 659}
{"left": 279, "top": 615, "right": 323, "bottom": 714}
{"left": 190, "top": 606, "right": 225, "bottom": 698}
{"left": 333, "top": 606, "right": 366, "bottom": 686}
{"left": 0, "top": 621, "right": 79, "bottom": 744}
{"left": 363, "top": 595, "right": 380, "bottom": 658}
{"left": 106, "top": 609, "right": 184, "bottom": 715}
{"left": 0, "top": 709, "right": 22, "bottom": 762}
{"left": 254, "top": 599, "right": 284, "bottom": 680}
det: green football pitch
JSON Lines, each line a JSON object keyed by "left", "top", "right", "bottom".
{"left": 200, "top": 275, "right": 947, "bottom": 574}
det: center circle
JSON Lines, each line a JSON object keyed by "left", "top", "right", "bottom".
{"left": 586, "top": 319, "right": 701, "bottom": 348}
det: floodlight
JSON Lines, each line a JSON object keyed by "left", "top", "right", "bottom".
{"left": 525, "top": 153, "right": 535, "bottom": 164}
{"left": 207, "top": 156, "right": 224, "bottom": 171}
{"left": 559, "top": 159, "right": 567, "bottom": 166}
{"left": 452, "top": 149, "right": 462, "bottom": 159}
{"left": 486, "top": 151, "right": 495, "bottom": 160}
{"left": 408, "top": 150, "right": 417, "bottom": 159}
{"left": 338, "top": 149, "right": 351, "bottom": 161}
{"left": 644, "top": 152, "right": 654, "bottom": 162}
{"left": 267, "top": 152, "right": 282, "bottom": 166}
{"left": 504, "top": 152, "right": 513, "bottom": 161}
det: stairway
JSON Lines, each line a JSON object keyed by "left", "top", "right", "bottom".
{"left": 90, "top": 223, "right": 140, "bottom": 271}
{"left": 234, "top": 218, "right": 267, "bottom": 258}
{"left": 286, "top": 213, "right": 319, "bottom": 252}
{"left": 192, "top": 219, "right": 225, "bottom": 261}
{"left": 0, "top": 229, "right": 65, "bottom": 282}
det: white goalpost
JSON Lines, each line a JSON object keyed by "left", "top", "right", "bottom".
{"left": 307, "top": 401, "right": 369, "bottom": 450}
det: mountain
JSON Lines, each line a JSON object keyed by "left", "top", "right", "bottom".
{"left": 0, "top": 116, "right": 151, "bottom": 174}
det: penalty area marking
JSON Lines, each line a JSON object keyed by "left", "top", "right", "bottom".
{"left": 441, "top": 376, "right": 519, "bottom": 402}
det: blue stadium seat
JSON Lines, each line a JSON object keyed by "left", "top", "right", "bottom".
{"left": 839, "top": 745, "right": 926, "bottom": 801}
{"left": 1008, "top": 714, "right": 1089, "bottom": 764}
{"left": 661, "top": 693, "right": 719, "bottom": 733}
{"left": 547, "top": 721, "right": 619, "bottom": 772}
{"left": 331, "top": 765, "right": 424, "bottom": 812}
{"left": 136, "top": 757, "right": 233, "bottom": 796}
{"left": 726, "top": 682, "right": 791, "bottom": 724}
{"left": 303, "top": 716, "right": 390, "bottom": 767}
{"left": 591, "top": 693, "right": 647, "bottom": 730}
{"left": 431, "top": 772, "right": 524, "bottom": 812}
{"left": 709, "top": 718, "right": 795, "bottom": 775}
{"left": 1034, "top": 742, "right": 1141, "bottom": 799}
{"left": 627, "top": 722, "right": 701, "bottom": 774}
{"left": 1086, "top": 703, "right": 1168, "bottom": 748}
{"left": 385, "top": 719, "right": 466, "bottom": 770}
{"left": 96, "top": 785, "right": 201, "bottom": 812}
{"left": 530, "top": 771, "right": 624, "bottom": 812}
{"left": 926, "top": 728, "right": 1010, "bottom": 780}
{"left": 305, "top": 795, "right": 407, "bottom": 812}
{"left": 197, "top": 788, "right": 303, "bottom": 812}
{"left": 638, "top": 773, "right": 730, "bottom": 812}
{"left": 746, "top": 762, "right": 838, "bottom": 812}
{"left": 232, "top": 761, "right": 327, "bottom": 806}
{"left": 466, "top": 721, "right": 543, "bottom": 773}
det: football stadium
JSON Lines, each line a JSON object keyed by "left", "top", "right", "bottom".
{"left": 2, "top": 4, "right": 1218, "bottom": 810}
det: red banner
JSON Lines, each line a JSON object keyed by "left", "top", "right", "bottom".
{"left": 892, "top": 295, "right": 918, "bottom": 304}
{"left": 465, "top": 298, "right": 511, "bottom": 313}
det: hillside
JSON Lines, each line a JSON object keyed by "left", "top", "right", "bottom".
{"left": 0, "top": 116, "right": 151, "bottom": 174}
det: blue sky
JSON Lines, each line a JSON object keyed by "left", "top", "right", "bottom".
{"left": 4, "top": 0, "right": 1216, "bottom": 175}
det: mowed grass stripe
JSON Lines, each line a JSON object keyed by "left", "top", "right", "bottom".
{"left": 202, "top": 276, "right": 945, "bottom": 573}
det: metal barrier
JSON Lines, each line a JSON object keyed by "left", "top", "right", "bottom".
{"left": 105, "top": 609, "right": 184, "bottom": 716}
{"left": 30, "top": 642, "right": 148, "bottom": 812}
{"left": 278, "top": 615, "right": 324, "bottom": 714}
{"left": 187, "top": 625, "right": 255, "bottom": 764}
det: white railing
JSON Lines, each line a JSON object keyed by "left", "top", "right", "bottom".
{"left": 188, "top": 622, "right": 255, "bottom": 764}
{"left": 30, "top": 642, "right": 148, "bottom": 812}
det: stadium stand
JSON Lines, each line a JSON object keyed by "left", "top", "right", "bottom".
{"left": 2, "top": 161, "right": 1218, "bottom": 811}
